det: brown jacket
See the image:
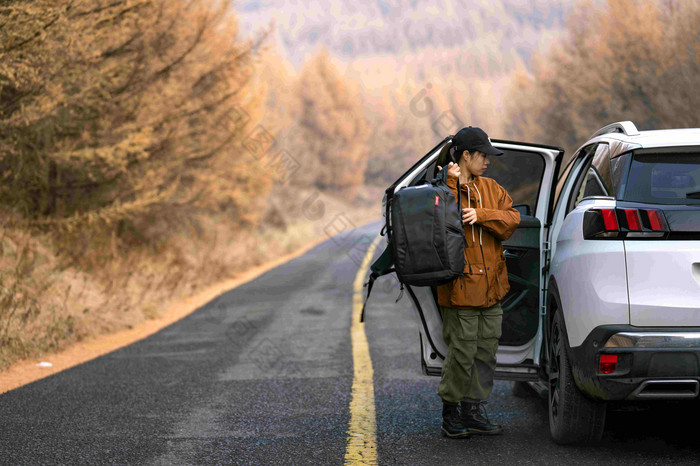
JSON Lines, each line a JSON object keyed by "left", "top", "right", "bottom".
{"left": 437, "top": 175, "right": 520, "bottom": 309}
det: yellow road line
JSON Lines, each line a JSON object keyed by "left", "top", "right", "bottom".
{"left": 345, "top": 233, "right": 382, "bottom": 465}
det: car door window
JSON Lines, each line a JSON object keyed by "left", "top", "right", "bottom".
{"left": 610, "top": 152, "right": 631, "bottom": 198}
{"left": 408, "top": 165, "right": 433, "bottom": 187}
{"left": 590, "top": 143, "right": 613, "bottom": 194}
{"left": 485, "top": 149, "right": 546, "bottom": 215}
{"left": 406, "top": 146, "right": 546, "bottom": 215}
{"left": 566, "top": 144, "right": 601, "bottom": 214}
{"left": 580, "top": 166, "right": 606, "bottom": 199}
{"left": 577, "top": 144, "right": 613, "bottom": 203}
{"left": 552, "top": 157, "right": 576, "bottom": 211}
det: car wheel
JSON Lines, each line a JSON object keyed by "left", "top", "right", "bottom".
{"left": 548, "top": 310, "right": 606, "bottom": 444}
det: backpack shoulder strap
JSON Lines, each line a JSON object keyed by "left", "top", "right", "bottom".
{"left": 360, "top": 240, "right": 395, "bottom": 323}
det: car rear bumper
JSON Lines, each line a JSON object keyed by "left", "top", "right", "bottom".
{"left": 569, "top": 325, "right": 700, "bottom": 401}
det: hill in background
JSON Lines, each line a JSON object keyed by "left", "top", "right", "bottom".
{"left": 235, "top": 0, "right": 582, "bottom": 187}
{"left": 235, "top": 0, "right": 575, "bottom": 78}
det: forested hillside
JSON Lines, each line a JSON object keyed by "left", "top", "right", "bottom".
{"left": 236, "top": 1, "right": 578, "bottom": 186}
{"left": 236, "top": 0, "right": 571, "bottom": 71}
{"left": 507, "top": 0, "right": 700, "bottom": 157}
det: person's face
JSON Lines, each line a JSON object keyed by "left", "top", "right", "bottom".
{"left": 460, "top": 150, "right": 490, "bottom": 177}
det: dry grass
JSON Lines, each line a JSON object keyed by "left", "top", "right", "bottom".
{"left": 0, "top": 188, "right": 382, "bottom": 371}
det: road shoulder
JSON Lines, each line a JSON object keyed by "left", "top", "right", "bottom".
{"left": 0, "top": 233, "right": 332, "bottom": 394}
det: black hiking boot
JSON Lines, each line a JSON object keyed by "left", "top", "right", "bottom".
{"left": 459, "top": 401, "right": 503, "bottom": 435}
{"left": 441, "top": 403, "right": 471, "bottom": 439}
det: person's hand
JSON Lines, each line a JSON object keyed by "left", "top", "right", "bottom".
{"left": 462, "top": 207, "right": 477, "bottom": 225}
{"left": 437, "top": 161, "right": 460, "bottom": 180}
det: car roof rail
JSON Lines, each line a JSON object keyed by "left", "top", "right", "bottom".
{"left": 590, "top": 121, "right": 640, "bottom": 139}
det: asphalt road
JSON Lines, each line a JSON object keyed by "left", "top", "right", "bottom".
{"left": 2, "top": 220, "right": 700, "bottom": 465}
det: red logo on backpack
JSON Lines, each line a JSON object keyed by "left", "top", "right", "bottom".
{"left": 435, "top": 195, "right": 439, "bottom": 206}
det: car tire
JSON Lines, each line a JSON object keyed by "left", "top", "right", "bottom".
{"left": 548, "top": 310, "right": 606, "bottom": 444}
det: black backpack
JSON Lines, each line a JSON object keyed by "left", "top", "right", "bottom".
{"left": 360, "top": 163, "right": 470, "bottom": 322}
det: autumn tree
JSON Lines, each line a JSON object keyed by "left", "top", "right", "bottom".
{"left": 506, "top": 0, "right": 700, "bottom": 156}
{"left": 294, "top": 49, "right": 370, "bottom": 199}
{"left": 0, "top": 0, "right": 268, "bottom": 258}
{"left": 361, "top": 73, "right": 511, "bottom": 187}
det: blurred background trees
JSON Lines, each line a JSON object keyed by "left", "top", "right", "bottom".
{"left": 506, "top": 0, "right": 700, "bottom": 158}
{"left": 294, "top": 49, "right": 370, "bottom": 200}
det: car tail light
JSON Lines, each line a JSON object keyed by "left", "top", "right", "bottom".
{"left": 646, "top": 209, "right": 665, "bottom": 231}
{"left": 583, "top": 208, "right": 668, "bottom": 239}
{"left": 599, "top": 354, "right": 618, "bottom": 374}
{"left": 601, "top": 209, "right": 619, "bottom": 231}
{"left": 622, "top": 209, "right": 641, "bottom": 231}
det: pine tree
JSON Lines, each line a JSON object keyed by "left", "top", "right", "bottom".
{"left": 0, "top": 0, "right": 268, "bottom": 244}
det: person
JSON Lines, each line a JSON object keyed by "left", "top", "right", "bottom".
{"left": 434, "top": 126, "right": 520, "bottom": 439}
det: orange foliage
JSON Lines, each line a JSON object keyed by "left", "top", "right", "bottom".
{"left": 294, "top": 49, "right": 370, "bottom": 198}
{"left": 506, "top": 0, "right": 700, "bottom": 155}
{"left": 0, "top": 0, "right": 267, "bottom": 249}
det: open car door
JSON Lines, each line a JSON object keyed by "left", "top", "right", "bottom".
{"left": 385, "top": 138, "right": 563, "bottom": 381}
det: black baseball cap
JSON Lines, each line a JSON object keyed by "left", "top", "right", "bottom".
{"left": 451, "top": 126, "right": 503, "bottom": 156}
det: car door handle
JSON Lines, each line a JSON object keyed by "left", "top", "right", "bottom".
{"left": 504, "top": 249, "right": 519, "bottom": 259}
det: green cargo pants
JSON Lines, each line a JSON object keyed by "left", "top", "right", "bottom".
{"left": 437, "top": 303, "right": 503, "bottom": 404}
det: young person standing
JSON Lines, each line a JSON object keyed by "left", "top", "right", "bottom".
{"left": 435, "top": 127, "right": 520, "bottom": 439}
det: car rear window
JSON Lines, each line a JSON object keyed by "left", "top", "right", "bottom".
{"left": 623, "top": 152, "right": 700, "bottom": 205}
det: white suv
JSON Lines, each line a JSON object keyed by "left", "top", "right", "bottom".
{"left": 386, "top": 121, "right": 700, "bottom": 444}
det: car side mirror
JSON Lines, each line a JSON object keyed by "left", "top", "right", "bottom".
{"left": 513, "top": 204, "right": 532, "bottom": 216}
